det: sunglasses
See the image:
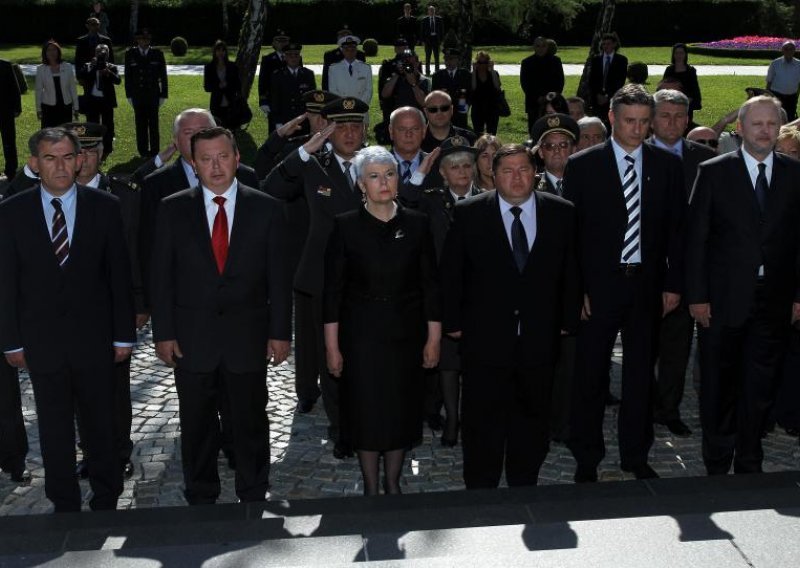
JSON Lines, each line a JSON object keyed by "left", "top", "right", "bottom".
{"left": 694, "top": 139, "right": 719, "bottom": 148}
{"left": 425, "top": 104, "right": 452, "bottom": 114}
{"left": 540, "top": 141, "right": 572, "bottom": 152}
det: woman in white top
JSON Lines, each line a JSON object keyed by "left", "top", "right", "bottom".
{"left": 35, "top": 41, "right": 79, "bottom": 128}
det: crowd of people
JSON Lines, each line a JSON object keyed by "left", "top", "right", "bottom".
{"left": 1, "top": 5, "right": 800, "bottom": 513}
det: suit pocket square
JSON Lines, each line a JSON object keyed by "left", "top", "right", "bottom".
{"left": 317, "top": 186, "right": 332, "bottom": 197}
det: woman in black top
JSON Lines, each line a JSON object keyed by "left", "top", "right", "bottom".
{"left": 663, "top": 43, "right": 702, "bottom": 119}
{"left": 324, "top": 146, "right": 441, "bottom": 496}
{"left": 203, "top": 40, "right": 242, "bottom": 129}
{"left": 470, "top": 51, "right": 502, "bottom": 135}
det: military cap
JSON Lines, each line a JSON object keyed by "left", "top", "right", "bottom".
{"left": 322, "top": 97, "right": 369, "bottom": 123}
{"left": 133, "top": 28, "right": 152, "bottom": 38}
{"left": 282, "top": 42, "right": 302, "bottom": 53}
{"left": 61, "top": 122, "right": 107, "bottom": 149}
{"left": 530, "top": 113, "right": 580, "bottom": 145}
{"left": 394, "top": 37, "right": 409, "bottom": 47}
{"left": 337, "top": 35, "right": 361, "bottom": 47}
{"left": 273, "top": 29, "right": 290, "bottom": 43}
{"left": 437, "top": 135, "right": 480, "bottom": 160}
{"left": 336, "top": 25, "right": 354, "bottom": 39}
{"left": 302, "top": 90, "right": 340, "bottom": 114}
{"left": 444, "top": 48, "right": 461, "bottom": 58}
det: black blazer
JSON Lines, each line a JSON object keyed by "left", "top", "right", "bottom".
{"left": 269, "top": 66, "right": 316, "bottom": 126}
{"left": 0, "top": 185, "right": 135, "bottom": 373}
{"left": 686, "top": 150, "right": 800, "bottom": 326}
{"left": 563, "top": 140, "right": 686, "bottom": 302}
{"left": 432, "top": 68, "right": 472, "bottom": 102}
{"left": 74, "top": 33, "right": 114, "bottom": 70}
{"left": 646, "top": 137, "right": 717, "bottom": 198}
{"left": 519, "top": 54, "right": 565, "bottom": 113}
{"left": 78, "top": 61, "right": 121, "bottom": 107}
{"left": 203, "top": 61, "right": 241, "bottom": 116}
{"left": 396, "top": 15, "right": 419, "bottom": 45}
{"left": 0, "top": 59, "right": 21, "bottom": 118}
{"left": 139, "top": 159, "right": 259, "bottom": 307}
{"left": 262, "top": 148, "right": 362, "bottom": 296}
{"left": 124, "top": 46, "right": 168, "bottom": 102}
{"left": 440, "top": 191, "right": 580, "bottom": 368}
{"left": 589, "top": 52, "right": 628, "bottom": 99}
{"left": 419, "top": 15, "right": 444, "bottom": 42}
{"left": 150, "top": 184, "right": 291, "bottom": 374}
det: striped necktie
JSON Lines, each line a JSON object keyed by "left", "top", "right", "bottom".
{"left": 51, "top": 198, "right": 70, "bottom": 268}
{"left": 401, "top": 160, "right": 412, "bottom": 184}
{"left": 621, "top": 155, "right": 640, "bottom": 262}
{"left": 343, "top": 161, "right": 355, "bottom": 191}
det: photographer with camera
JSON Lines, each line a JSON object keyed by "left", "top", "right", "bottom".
{"left": 77, "top": 43, "right": 119, "bottom": 160}
{"left": 380, "top": 48, "right": 430, "bottom": 115}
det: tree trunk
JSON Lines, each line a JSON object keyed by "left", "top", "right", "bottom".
{"left": 577, "top": 0, "right": 616, "bottom": 101}
{"left": 455, "top": 0, "right": 473, "bottom": 69}
{"left": 235, "top": 0, "right": 268, "bottom": 99}
{"left": 129, "top": 0, "right": 140, "bottom": 42}
{"left": 222, "top": 0, "right": 230, "bottom": 39}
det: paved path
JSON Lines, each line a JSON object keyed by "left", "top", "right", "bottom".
{"left": 1, "top": 325, "right": 798, "bottom": 515}
{"left": 18, "top": 64, "right": 770, "bottom": 77}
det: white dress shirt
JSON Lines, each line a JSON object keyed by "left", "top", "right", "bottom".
{"left": 202, "top": 181, "right": 237, "bottom": 239}
{"left": 498, "top": 192, "right": 536, "bottom": 251}
{"left": 181, "top": 158, "right": 199, "bottom": 189}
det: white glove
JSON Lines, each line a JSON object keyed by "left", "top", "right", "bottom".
{"left": 159, "top": 98, "right": 166, "bottom": 108}
{"left": 260, "top": 104, "right": 270, "bottom": 115}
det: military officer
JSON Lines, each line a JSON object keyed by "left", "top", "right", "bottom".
{"left": 258, "top": 30, "right": 291, "bottom": 133}
{"left": 321, "top": 26, "right": 367, "bottom": 91}
{"left": 124, "top": 29, "right": 168, "bottom": 157}
{"left": 270, "top": 43, "right": 316, "bottom": 130}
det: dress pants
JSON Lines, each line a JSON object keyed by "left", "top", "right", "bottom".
{"left": 698, "top": 287, "right": 787, "bottom": 475}
{"left": 84, "top": 96, "right": 116, "bottom": 156}
{"left": 550, "top": 335, "right": 576, "bottom": 441}
{"left": 424, "top": 39, "right": 440, "bottom": 75}
{"left": 0, "top": 358, "right": 28, "bottom": 475}
{"left": 132, "top": 98, "right": 160, "bottom": 157}
{"left": 654, "top": 303, "right": 694, "bottom": 422}
{"left": 174, "top": 365, "right": 270, "bottom": 504}
{"left": 294, "top": 290, "right": 342, "bottom": 443}
{"left": 0, "top": 112, "right": 17, "bottom": 179}
{"left": 570, "top": 272, "right": 659, "bottom": 471}
{"left": 774, "top": 91, "right": 799, "bottom": 122}
{"left": 29, "top": 358, "right": 121, "bottom": 512}
{"left": 774, "top": 329, "right": 800, "bottom": 431}
{"left": 461, "top": 343, "right": 553, "bottom": 489}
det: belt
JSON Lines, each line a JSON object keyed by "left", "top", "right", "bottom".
{"left": 618, "top": 263, "right": 642, "bottom": 276}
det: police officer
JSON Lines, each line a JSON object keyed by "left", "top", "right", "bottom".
{"left": 63, "top": 122, "right": 144, "bottom": 479}
{"left": 258, "top": 30, "right": 290, "bottom": 134}
{"left": 124, "top": 29, "right": 168, "bottom": 157}
{"left": 270, "top": 43, "right": 316, "bottom": 129}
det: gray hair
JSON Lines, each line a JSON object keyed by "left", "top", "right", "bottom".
{"left": 738, "top": 95, "right": 783, "bottom": 124}
{"left": 353, "top": 146, "right": 398, "bottom": 180}
{"left": 172, "top": 108, "right": 216, "bottom": 136}
{"left": 653, "top": 89, "right": 689, "bottom": 109}
{"left": 578, "top": 116, "right": 607, "bottom": 135}
{"left": 610, "top": 83, "right": 654, "bottom": 115}
{"left": 440, "top": 151, "right": 476, "bottom": 169}
{"left": 28, "top": 127, "right": 81, "bottom": 157}
{"left": 389, "top": 106, "right": 426, "bottom": 129}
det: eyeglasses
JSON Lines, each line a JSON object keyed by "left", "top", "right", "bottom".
{"left": 540, "top": 141, "right": 572, "bottom": 152}
{"left": 693, "top": 139, "right": 719, "bottom": 148}
{"left": 425, "top": 104, "right": 451, "bottom": 114}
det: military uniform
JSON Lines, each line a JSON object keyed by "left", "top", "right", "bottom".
{"left": 270, "top": 67, "right": 316, "bottom": 127}
{"left": 432, "top": 61, "right": 472, "bottom": 129}
{"left": 321, "top": 28, "right": 367, "bottom": 91}
{"left": 258, "top": 31, "right": 291, "bottom": 133}
{"left": 123, "top": 35, "right": 168, "bottom": 157}
{"left": 421, "top": 125, "right": 477, "bottom": 153}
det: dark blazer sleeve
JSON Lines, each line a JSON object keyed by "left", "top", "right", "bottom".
{"left": 203, "top": 62, "right": 215, "bottom": 93}
{"left": 0, "top": 201, "right": 21, "bottom": 350}
{"left": 419, "top": 216, "right": 442, "bottom": 322}
{"left": 685, "top": 161, "right": 712, "bottom": 304}
{"left": 323, "top": 219, "right": 346, "bottom": 324}
{"left": 561, "top": 204, "right": 581, "bottom": 333}
{"left": 266, "top": 195, "right": 292, "bottom": 340}
{"left": 261, "top": 148, "right": 306, "bottom": 201}
{"left": 663, "top": 152, "right": 688, "bottom": 294}
{"left": 439, "top": 205, "right": 466, "bottom": 334}
{"left": 158, "top": 50, "right": 168, "bottom": 98}
{"left": 149, "top": 201, "right": 176, "bottom": 341}
{"left": 104, "top": 196, "right": 137, "bottom": 344}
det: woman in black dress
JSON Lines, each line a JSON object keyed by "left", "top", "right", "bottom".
{"left": 470, "top": 51, "right": 502, "bottom": 135}
{"left": 324, "top": 146, "right": 441, "bottom": 496}
{"left": 203, "top": 40, "right": 242, "bottom": 129}
{"left": 663, "top": 43, "right": 702, "bottom": 121}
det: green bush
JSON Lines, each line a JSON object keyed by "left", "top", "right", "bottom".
{"left": 170, "top": 36, "right": 188, "bottom": 57}
{"left": 362, "top": 38, "right": 378, "bottom": 57}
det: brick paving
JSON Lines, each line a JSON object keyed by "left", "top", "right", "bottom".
{"left": 1, "top": 326, "right": 798, "bottom": 515}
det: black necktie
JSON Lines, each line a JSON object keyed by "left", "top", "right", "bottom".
{"left": 343, "top": 161, "right": 354, "bottom": 191}
{"left": 510, "top": 206, "right": 528, "bottom": 272}
{"left": 755, "top": 162, "right": 768, "bottom": 213}
{"left": 348, "top": 63, "right": 353, "bottom": 76}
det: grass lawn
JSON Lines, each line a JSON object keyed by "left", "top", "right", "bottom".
{"left": 1, "top": 74, "right": 754, "bottom": 178}
{"left": 1, "top": 44, "right": 773, "bottom": 66}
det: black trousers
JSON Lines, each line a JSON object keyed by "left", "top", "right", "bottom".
{"left": 570, "top": 273, "right": 659, "bottom": 471}
{"left": 0, "top": 358, "right": 27, "bottom": 475}
{"left": 774, "top": 91, "right": 799, "bottom": 122}
{"left": 471, "top": 105, "right": 499, "bottom": 136}
{"left": 774, "top": 329, "right": 800, "bottom": 430}
{"left": 424, "top": 39, "right": 440, "bottom": 75}
{"left": 461, "top": 346, "right": 553, "bottom": 489}
{"left": 551, "top": 335, "right": 576, "bottom": 441}
{"left": 132, "top": 99, "right": 160, "bottom": 157}
{"left": 29, "top": 358, "right": 121, "bottom": 513}
{"left": 654, "top": 303, "right": 694, "bottom": 422}
{"left": 174, "top": 365, "right": 270, "bottom": 504}
{"left": 294, "top": 290, "right": 342, "bottom": 442}
{"left": 698, "top": 288, "right": 787, "bottom": 475}
{"left": 84, "top": 96, "right": 116, "bottom": 156}
{"left": 0, "top": 112, "right": 17, "bottom": 179}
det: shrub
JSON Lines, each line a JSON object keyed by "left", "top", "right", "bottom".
{"left": 170, "top": 36, "right": 188, "bottom": 57}
{"left": 362, "top": 38, "right": 378, "bottom": 57}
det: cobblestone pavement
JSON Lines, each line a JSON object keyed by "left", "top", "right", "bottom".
{"left": 1, "top": 326, "right": 798, "bottom": 515}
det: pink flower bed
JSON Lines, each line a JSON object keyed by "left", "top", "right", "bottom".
{"left": 697, "top": 36, "right": 800, "bottom": 50}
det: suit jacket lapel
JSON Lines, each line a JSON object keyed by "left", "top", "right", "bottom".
{"left": 325, "top": 159, "right": 360, "bottom": 206}
{"left": 734, "top": 150, "right": 762, "bottom": 223}
{"left": 30, "top": 188, "right": 62, "bottom": 273}
{"left": 171, "top": 160, "right": 190, "bottom": 193}
{"left": 63, "top": 185, "right": 93, "bottom": 275}
{"left": 225, "top": 185, "right": 250, "bottom": 273}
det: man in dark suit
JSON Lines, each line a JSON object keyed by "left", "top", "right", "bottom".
{"left": 519, "top": 36, "right": 566, "bottom": 133}
{"left": 0, "top": 127, "right": 135, "bottom": 512}
{"left": 686, "top": 95, "right": 800, "bottom": 475}
{"left": 74, "top": 17, "right": 114, "bottom": 73}
{"left": 647, "top": 89, "right": 716, "bottom": 439}
{"left": 441, "top": 143, "right": 580, "bottom": 488}
{"left": 269, "top": 43, "right": 316, "bottom": 129}
{"left": 563, "top": 84, "right": 686, "bottom": 482}
{"left": 321, "top": 26, "right": 367, "bottom": 92}
{"left": 397, "top": 3, "right": 418, "bottom": 48}
{"left": 124, "top": 29, "right": 168, "bottom": 157}
{"left": 0, "top": 58, "right": 21, "bottom": 180}
{"left": 589, "top": 33, "right": 628, "bottom": 125}
{"left": 258, "top": 30, "right": 290, "bottom": 133}
{"left": 432, "top": 50, "right": 472, "bottom": 128}
{"left": 390, "top": 105, "right": 442, "bottom": 196}
{"left": 77, "top": 44, "right": 120, "bottom": 160}
{"left": 419, "top": 4, "right": 444, "bottom": 75}
{"left": 151, "top": 127, "right": 291, "bottom": 504}
{"left": 262, "top": 97, "right": 369, "bottom": 458}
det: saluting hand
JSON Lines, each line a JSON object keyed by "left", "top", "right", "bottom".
{"left": 267, "top": 339, "right": 291, "bottom": 365}
{"left": 155, "top": 340, "right": 183, "bottom": 368}
{"left": 277, "top": 113, "right": 307, "bottom": 139}
{"left": 417, "top": 147, "right": 441, "bottom": 176}
{"left": 303, "top": 122, "right": 336, "bottom": 155}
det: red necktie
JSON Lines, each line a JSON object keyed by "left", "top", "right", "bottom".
{"left": 211, "top": 196, "right": 228, "bottom": 274}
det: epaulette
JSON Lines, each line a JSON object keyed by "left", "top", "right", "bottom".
{"left": 423, "top": 187, "right": 443, "bottom": 194}
{"left": 108, "top": 173, "right": 140, "bottom": 192}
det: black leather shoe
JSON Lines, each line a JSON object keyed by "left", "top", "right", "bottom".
{"left": 604, "top": 392, "right": 621, "bottom": 406}
{"left": 76, "top": 459, "right": 90, "bottom": 479}
{"left": 574, "top": 466, "right": 598, "bottom": 483}
{"left": 122, "top": 460, "right": 134, "bottom": 479}
{"left": 663, "top": 419, "right": 692, "bottom": 438}
{"left": 296, "top": 399, "right": 315, "bottom": 414}
{"left": 427, "top": 414, "right": 444, "bottom": 431}
{"left": 10, "top": 469, "right": 31, "bottom": 485}
{"left": 333, "top": 443, "right": 353, "bottom": 459}
{"left": 622, "top": 464, "right": 659, "bottom": 480}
